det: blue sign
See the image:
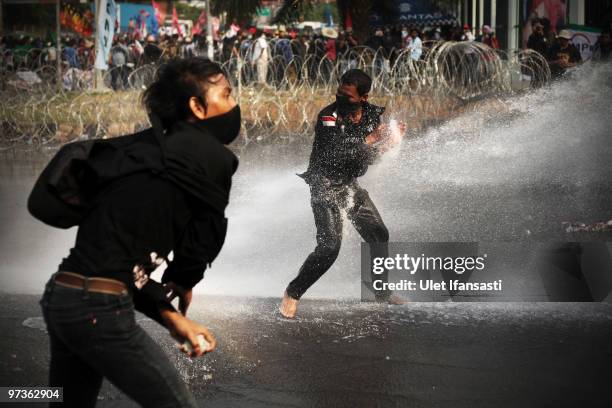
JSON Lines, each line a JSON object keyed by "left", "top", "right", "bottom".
{"left": 90, "top": 2, "right": 159, "bottom": 37}
{"left": 118, "top": 3, "right": 158, "bottom": 36}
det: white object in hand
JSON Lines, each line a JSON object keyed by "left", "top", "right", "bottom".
{"left": 388, "top": 119, "right": 403, "bottom": 144}
{"left": 182, "top": 334, "right": 210, "bottom": 354}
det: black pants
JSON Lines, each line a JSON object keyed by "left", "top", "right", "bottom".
{"left": 40, "top": 274, "right": 198, "bottom": 408}
{"left": 287, "top": 180, "right": 391, "bottom": 301}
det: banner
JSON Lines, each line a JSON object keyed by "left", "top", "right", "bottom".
{"left": 371, "top": 0, "right": 457, "bottom": 27}
{"left": 118, "top": 3, "right": 158, "bottom": 38}
{"left": 565, "top": 24, "right": 602, "bottom": 61}
{"left": 95, "top": 0, "right": 117, "bottom": 70}
{"left": 60, "top": 4, "right": 94, "bottom": 37}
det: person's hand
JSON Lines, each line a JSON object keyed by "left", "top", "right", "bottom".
{"left": 366, "top": 120, "right": 407, "bottom": 148}
{"left": 392, "top": 120, "right": 408, "bottom": 138}
{"left": 365, "top": 124, "right": 386, "bottom": 145}
{"left": 165, "top": 282, "right": 193, "bottom": 316}
{"left": 161, "top": 310, "right": 216, "bottom": 358}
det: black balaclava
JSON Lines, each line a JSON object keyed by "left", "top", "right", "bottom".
{"left": 195, "top": 105, "right": 242, "bottom": 145}
{"left": 335, "top": 93, "right": 362, "bottom": 117}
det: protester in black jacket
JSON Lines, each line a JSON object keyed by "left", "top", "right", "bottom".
{"left": 527, "top": 20, "right": 550, "bottom": 56}
{"left": 37, "top": 58, "right": 240, "bottom": 407}
{"left": 280, "top": 69, "right": 406, "bottom": 318}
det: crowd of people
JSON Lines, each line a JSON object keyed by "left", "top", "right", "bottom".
{"left": 1, "top": 21, "right": 505, "bottom": 91}
{"left": 3, "top": 17, "right": 610, "bottom": 91}
{"left": 526, "top": 17, "right": 611, "bottom": 77}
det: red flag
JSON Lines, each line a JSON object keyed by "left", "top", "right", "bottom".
{"left": 151, "top": 0, "right": 165, "bottom": 26}
{"left": 345, "top": 8, "right": 352, "bottom": 29}
{"left": 172, "top": 6, "right": 183, "bottom": 37}
{"left": 193, "top": 10, "right": 206, "bottom": 35}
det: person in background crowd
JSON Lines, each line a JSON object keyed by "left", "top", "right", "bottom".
{"left": 109, "top": 36, "right": 130, "bottom": 90}
{"left": 408, "top": 28, "right": 422, "bottom": 61}
{"left": 401, "top": 26, "right": 410, "bottom": 47}
{"left": 432, "top": 27, "right": 443, "bottom": 41}
{"left": 336, "top": 32, "right": 349, "bottom": 59}
{"left": 475, "top": 26, "right": 484, "bottom": 42}
{"left": 527, "top": 20, "right": 550, "bottom": 56}
{"left": 143, "top": 35, "right": 162, "bottom": 64}
{"left": 320, "top": 27, "right": 338, "bottom": 81}
{"left": 450, "top": 26, "right": 463, "bottom": 41}
{"left": 221, "top": 24, "right": 239, "bottom": 63}
{"left": 461, "top": 24, "right": 475, "bottom": 41}
{"left": 128, "top": 37, "right": 144, "bottom": 65}
{"left": 181, "top": 37, "right": 196, "bottom": 59}
{"left": 366, "top": 28, "right": 392, "bottom": 74}
{"left": 547, "top": 29, "right": 582, "bottom": 77}
{"left": 63, "top": 38, "right": 79, "bottom": 69}
{"left": 322, "top": 27, "right": 338, "bottom": 63}
{"left": 481, "top": 25, "right": 500, "bottom": 49}
{"left": 193, "top": 33, "right": 209, "bottom": 58}
{"left": 252, "top": 29, "right": 270, "bottom": 86}
{"left": 345, "top": 27, "right": 358, "bottom": 48}
{"left": 593, "top": 30, "right": 612, "bottom": 61}
{"left": 366, "top": 28, "right": 385, "bottom": 51}
{"left": 12, "top": 35, "right": 32, "bottom": 65}
{"left": 383, "top": 27, "right": 397, "bottom": 66}
{"left": 238, "top": 30, "right": 253, "bottom": 63}
{"left": 275, "top": 30, "right": 294, "bottom": 65}
{"left": 166, "top": 34, "right": 180, "bottom": 59}
{"left": 292, "top": 33, "right": 309, "bottom": 62}
{"left": 42, "top": 41, "right": 57, "bottom": 66}
{"left": 82, "top": 39, "right": 96, "bottom": 68}
{"left": 291, "top": 33, "right": 309, "bottom": 80}
{"left": 540, "top": 18, "right": 557, "bottom": 46}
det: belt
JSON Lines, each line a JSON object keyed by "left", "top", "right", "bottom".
{"left": 54, "top": 271, "right": 129, "bottom": 296}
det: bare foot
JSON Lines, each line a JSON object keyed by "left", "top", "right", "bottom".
{"left": 279, "top": 291, "right": 299, "bottom": 318}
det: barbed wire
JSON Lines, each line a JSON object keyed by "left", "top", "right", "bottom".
{"left": 0, "top": 42, "right": 550, "bottom": 151}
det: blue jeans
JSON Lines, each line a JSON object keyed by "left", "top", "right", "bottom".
{"left": 39, "top": 274, "right": 199, "bottom": 408}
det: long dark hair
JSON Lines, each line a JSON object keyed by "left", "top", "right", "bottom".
{"left": 142, "top": 58, "right": 226, "bottom": 129}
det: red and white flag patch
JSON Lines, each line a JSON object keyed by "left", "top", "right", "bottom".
{"left": 321, "top": 115, "right": 336, "bottom": 127}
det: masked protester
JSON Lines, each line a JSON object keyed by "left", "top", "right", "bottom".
{"left": 280, "top": 69, "right": 406, "bottom": 318}
{"left": 36, "top": 58, "right": 240, "bottom": 408}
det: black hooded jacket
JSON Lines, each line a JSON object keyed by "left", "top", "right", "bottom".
{"left": 29, "top": 120, "right": 238, "bottom": 326}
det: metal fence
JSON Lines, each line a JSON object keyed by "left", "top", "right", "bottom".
{"left": 0, "top": 41, "right": 550, "bottom": 151}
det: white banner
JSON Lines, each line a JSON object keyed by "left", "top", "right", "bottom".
{"left": 94, "top": 0, "right": 117, "bottom": 70}
{"left": 566, "top": 25, "right": 602, "bottom": 62}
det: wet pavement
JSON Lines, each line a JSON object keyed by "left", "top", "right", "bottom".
{"left": 2, "top": 294, "right": 611, "bottom": 407}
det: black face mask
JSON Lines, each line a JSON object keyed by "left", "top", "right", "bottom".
{"left": 195, "top": 105, "right": 241, "bottom": 145}
{"left": 336, "top": 94, "right": 362, "bottom": 116}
